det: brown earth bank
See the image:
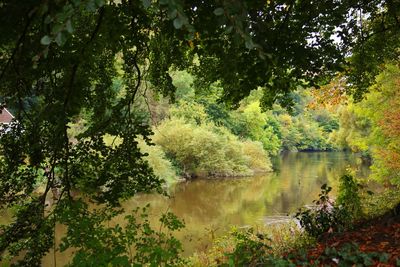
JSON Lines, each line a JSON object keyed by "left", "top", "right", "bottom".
{"left": 292, "top": 211, "right": 400, "bottom": 266}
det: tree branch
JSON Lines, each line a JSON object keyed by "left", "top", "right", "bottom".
{"left": 0, "top": 7, "right": 37, "bottom": 82}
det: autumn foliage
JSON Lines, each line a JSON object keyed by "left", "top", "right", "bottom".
{"left": 378, "top": 84, "right": 400, "bottom": 173}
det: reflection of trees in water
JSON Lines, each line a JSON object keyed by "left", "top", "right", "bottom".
{"left": 262, "top": 152, "right": 367, "bottom": 214}
{"left": 168, "top": 176, "right": 279, "bottom": 222}
{"left": 23, "top": 153, "right": 370, "bottom": 263}
{"left": 119, "top": 152, "right": 366, "bottom": 255}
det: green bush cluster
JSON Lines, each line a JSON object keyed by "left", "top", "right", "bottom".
{"left": 153, "top": 118, "right": 271, "bottom": 178}
{"left": 129, "top": 72, "right": 343, "bottom": 182}
{"left": 138, "top": 140, "right": 180, "bottom": 185}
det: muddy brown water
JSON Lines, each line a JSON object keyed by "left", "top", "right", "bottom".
{"left": 31, "top": 152, "right": 370, "bottom": 265}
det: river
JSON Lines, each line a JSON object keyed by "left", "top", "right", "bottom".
{"left": 122, "top": 151, "right": 370, "bottom": 255}
{"left": 41, "top": 151, "right": 370, "bottom": 265}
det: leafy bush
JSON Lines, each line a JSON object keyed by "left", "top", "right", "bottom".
{"left": 242, "top": 140, "right": 272, "bottom": 173}
{"left": 336, "top": 174, "right": 363, "bottom": 220}
{"left": 295, "top": 175, "right": 363, "bottom": 238}
{"left": 58, "top": 200, "right": 186, "bottom": 266}
{"left": 103, "top": 134, "right": 179, "bottom": 185}
{"left": 153, "top": 118, "right": 272, "bottom": 177}
{"left": 295, "top": 184, "right": 338, "bottom": 237}
{"left": 318, "top": 242, "right": 390, "bottom": 266}
{"left": 239, "top": 102, "right": 282, "bottom": 155}
{"left": 223, "top": 228, "right": 272, "bottom": 266}
{"left": 138, "top": 140, "right": 180, "bottom": 185}
{"left": 169, "top": 100, "right": 208, "bottom": 125}
{"left": 362, "top": 186, "right": 400, "bottom": 219}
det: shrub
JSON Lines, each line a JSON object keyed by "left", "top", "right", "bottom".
{"left": 169, "top": 100, "right": 208, "bottom": 125}
{"left": 336, "top": 174, "right": 363, "bottom": 220}
{"left": 223, "top": 228, "right": 272, "bottom": 266}
{"left": 317, "top": 243, "right": 390, "bottom": 266}
{"left": 295, "top": 184, "right": 340, "bottom": 237}
{"left": 138, "top": 141, "right": 180, "bottom": 185}
{"left": 103, "top": 134, "right": 179, "bottom": 185}
{"left": 242, "top": 140, "right": 272, "bottom": 173}
{"left": 295, "top": 175, "right": 363, "bottom": 238}
{"left": 153, "top": 118, "right": 272, "bottom": 178}
{"left": 58, "top": 201, "right": 186, "bottom": 266}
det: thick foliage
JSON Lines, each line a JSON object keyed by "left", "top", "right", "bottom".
{"left": 138, "top": 141, "right": 180, "bottom": 185}
{"left": 58, "top": 201, "right": 185, "bottom": 266}
{"left": 0, "top": 0, "right": 399, "bottom": 265}
{"left": 153, "top": 118, "right": 271, "bottom": 178}
{"left": 334, "top": 63, "right": 400, "bottom": 184}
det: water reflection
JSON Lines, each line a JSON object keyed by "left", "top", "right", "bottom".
{"left": 40, "top": 152, "right": 368, "bottom": 264}
{"left": 122, "top": 152, "right": 369, "bottom": 255}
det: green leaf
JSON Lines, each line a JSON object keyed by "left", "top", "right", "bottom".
{"left": 40, "top": 35, "right": 52, "bottom": 45}
{"left": 213, "top": 8, "right": 224, "bottom": 16}
{"left": 142, "top": 0, "right": 151, "bottom": 8}
{"left": 245, "top": 39, "right": 254, "bottom": 49}
{"left": 86, "top": 1, "right": 96, "bottom": 12}
{"left": 225, "top": 25, "right": 233, "bottom": 34}
{"left": 228, "top": 257, "right": 235, "bottom": 267}
{"left": 378, "top": 253, "right": 390, "bottom": 263}
{"left": 55, "top": 32, "right": 67, "bottom": 46}
{"left": 95, "top": 0, "right": 105, "bottom": 7}
{"left": 168, "top": 8, "right": 177, "bottom": 19}
{"left": 66, "top": 20, "right": 73, "bottom": 33}
{"left": 43, "top": 47, "right": 49, "bottom": 58}
{"left": 52, "top": 23, "right": 63, "bottom": 35}
{"left": 44, "top": 15, "right": 52, "bottom": 24}
{"left": 173, "top": 17, "right": 183, "bottom": 29}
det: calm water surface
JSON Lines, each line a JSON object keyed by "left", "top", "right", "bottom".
{"left": 123, "top": 151, "right": 369, "bottom": 255}
{"left": 42, "top": 151, "right": 369, "bottom": 264}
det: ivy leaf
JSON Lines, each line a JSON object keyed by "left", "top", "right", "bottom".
{"left": 378, "top": 253, "right": 389, "bottom": 263}
{"left": 40, "top": 35, "right": 52, "bottom": 45}
{"left": 213, "top": 8, "right": 224, "bottom": 16}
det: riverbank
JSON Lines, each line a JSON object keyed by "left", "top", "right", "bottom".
{"left": 188, "top": 183, "right": 400, "bottom": 266}
{"left": 298, "top": 211, "right": 400, "bottom": 266}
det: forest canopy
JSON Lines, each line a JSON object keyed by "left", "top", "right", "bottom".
{"left": 0, "top": 0, "right": 399, "bottom": 265}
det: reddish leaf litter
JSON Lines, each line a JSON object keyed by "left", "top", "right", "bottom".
{"left": 305, "top": 214, "right": 400, "bottom": 266}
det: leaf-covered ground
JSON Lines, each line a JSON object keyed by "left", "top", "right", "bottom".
{"left": 296, "top": 213, "right": 400, "bottom": 266}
